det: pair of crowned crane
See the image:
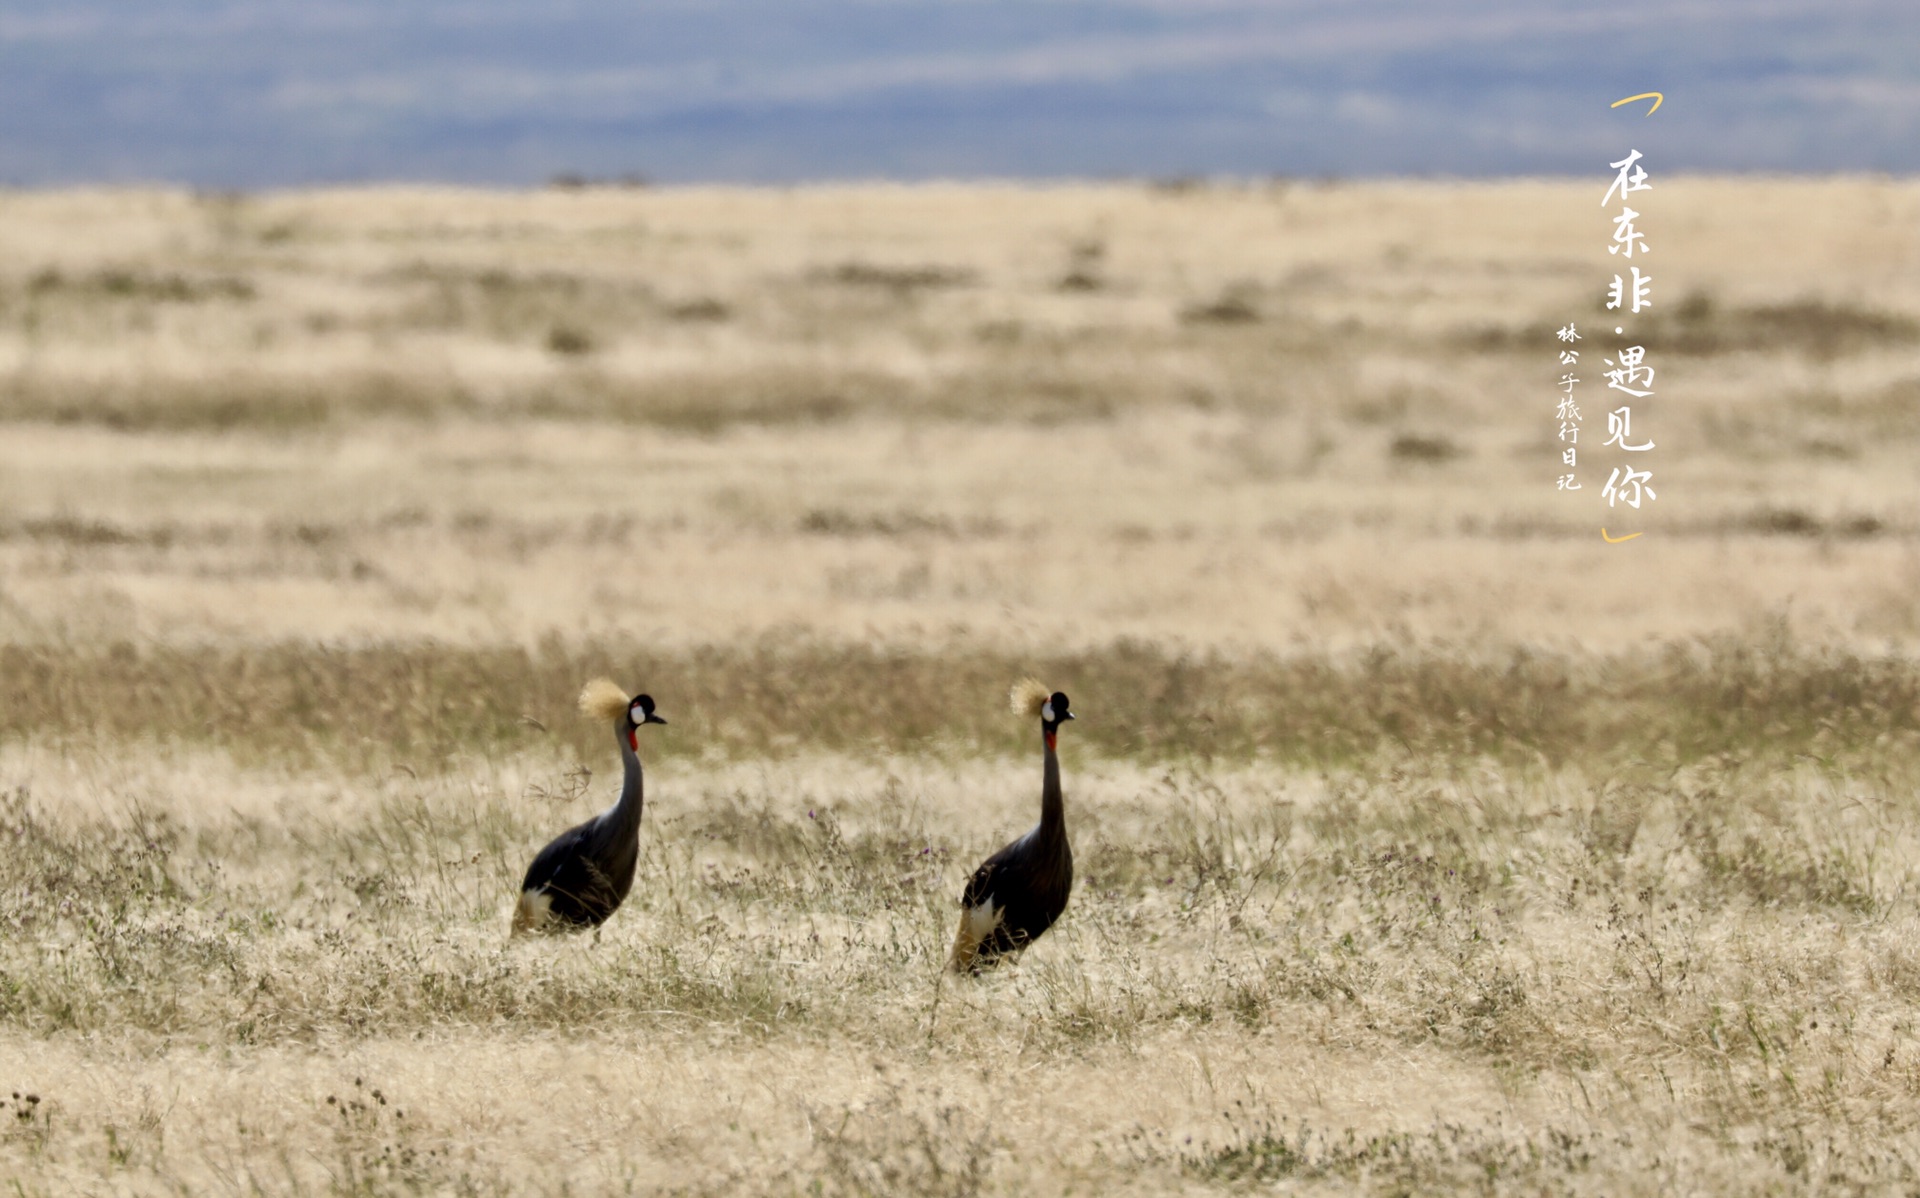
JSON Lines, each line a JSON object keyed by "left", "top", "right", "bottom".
{"left": 512, "top": 677, "right": 1077, "bottom": 973}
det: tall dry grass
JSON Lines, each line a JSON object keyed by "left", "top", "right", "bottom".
{"left": 4, "top": 633, "right": 1919, "bottom": 770}
{"left": 6, "top": 736, "right": 1920, "bottom": 1192}
{"left": 1, "top": 178, "right": 1918, "bottom": 1193}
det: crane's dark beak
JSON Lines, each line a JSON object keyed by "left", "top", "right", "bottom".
{"left": 645, "top": 712, "right": 668, "bottom": 726}
{"left": 1062, "top": 711, "right": 1076, "bottom": 721}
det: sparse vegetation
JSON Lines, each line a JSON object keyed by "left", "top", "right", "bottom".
{"left": 813, "top": 260, "right": 978, "bottom": 292}
{"left": 1388, "top": 431, "right": 1465, "bottom": 462}
{"left": 1180, "top": 281, "right": 1263, "bottom": 324}
{"left": 1, "top": 178, "right": 1918, "bottom": 1192}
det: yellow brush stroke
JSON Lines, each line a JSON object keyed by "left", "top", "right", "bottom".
{"left": 1601, "top": 528, "right": 1644, "bottom": 543}
{"left": 1610, "top": 92, "right": 1664, "bottom": 115}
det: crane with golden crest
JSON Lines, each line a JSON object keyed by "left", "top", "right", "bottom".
{"left": 512, "top": 679, "right": 668, "bottom": 935}
{"left": 949, "top": 679, "right": 1077, "bottom": 972}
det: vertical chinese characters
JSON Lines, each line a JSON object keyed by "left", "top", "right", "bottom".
{"left": 1600, "top": 149, "right": 1656, "bottom": 511}
{"left": 1555, "top": 324, "right": 1582, "bottom": 489}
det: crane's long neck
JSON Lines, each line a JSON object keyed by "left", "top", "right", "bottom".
{"left": 1037, "top": 724, "right": 1066, "bottom": 847}
{"left": 603, "top": 723, "right": 646, "bottom": 838}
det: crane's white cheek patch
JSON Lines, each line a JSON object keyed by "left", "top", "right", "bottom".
{"left": 1041, "top": 703, "right": 1055, "bottom": 723}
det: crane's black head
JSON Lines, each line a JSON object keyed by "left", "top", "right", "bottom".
{"left": 1041, "top": 691, "right": 1073, "bottom": 749}
{"left": 625, "top": 694, "right": 667, "bottom": 749}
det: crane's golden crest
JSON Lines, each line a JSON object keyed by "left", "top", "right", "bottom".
{"left": 1010, "top": 678, "right": 1051, "bottom": 720}
{"left": 578, "top": 677, "right": 632, "bottom": 723}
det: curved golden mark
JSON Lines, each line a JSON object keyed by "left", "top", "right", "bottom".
{"left": 1601, "top": 528, "right": 1644, "bottom": 543}
{"left": 1610, "top": 92, "right": 1664, "bottom": 115}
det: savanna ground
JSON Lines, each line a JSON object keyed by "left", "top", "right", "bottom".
{"left": 1, "top": 176, "right": 1918, "bottom": 1193}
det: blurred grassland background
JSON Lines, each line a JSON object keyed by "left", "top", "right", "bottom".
{"left": 2, "top": 177, "right": 1920, "bottom": 1193}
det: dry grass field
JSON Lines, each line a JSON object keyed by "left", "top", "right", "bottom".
{"left": 1, "top": 176, "right": 1919, "bottom": 1194}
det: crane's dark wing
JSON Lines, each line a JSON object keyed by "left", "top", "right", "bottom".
{"left": 959, "top": 855, "right": 1002, "bottom": 910}
{"left": 520, "top": 819, "right": 588, "bottom": 890}
{"left": 959, "top": 830, "right": 1038, "bottom": 906}
{"left": 519, "top": 818, "right": 623, "bottom": 928}
{"left": 951, "top": 838, "right": 1029, "bottom": 971}
{"left": 949, "top": 829, "right": 1071, "bottom": 971}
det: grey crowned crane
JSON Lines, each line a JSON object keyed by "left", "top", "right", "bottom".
{"left": 511, "top": 679, "right": 667, "bottom": 935}
{"left": 949, "top": 680, "right": 1076, "bottom": 972}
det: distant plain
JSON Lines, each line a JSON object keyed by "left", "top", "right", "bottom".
{"left": 2, "top": 177, "right": 1919, "bottom": 1193}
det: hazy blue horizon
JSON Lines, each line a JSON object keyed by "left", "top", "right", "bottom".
{"left": 2, "top": 0, "right": 1914, "bottom": 188}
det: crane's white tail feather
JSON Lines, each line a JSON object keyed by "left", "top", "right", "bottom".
{"left": 579, "top": 678, "right": 631, "bottom": 723}
{"left": 511, "top": 889, "right": 554, "bottom": 937}
{"left": 948, "top": 899, "right": 1002, "bottom": 973}
{"left": 1010, "top": 678, "right": 1050, "bottom": 720}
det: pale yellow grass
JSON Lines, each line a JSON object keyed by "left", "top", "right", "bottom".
{"left": 3, "top": 1031, "right": 1510, "bottom": 1195}
{"left": 2, "top": 179, "right": 1917, "bottom": 651}
{"left": 3, "top": 179, "right": 1920, "bottom": 1194}
{"left": 3, "top": 412, "right": 1918, "bottom": 651}
{"left": 6, "top": 740, "right": 1920, "bottom": 1192}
